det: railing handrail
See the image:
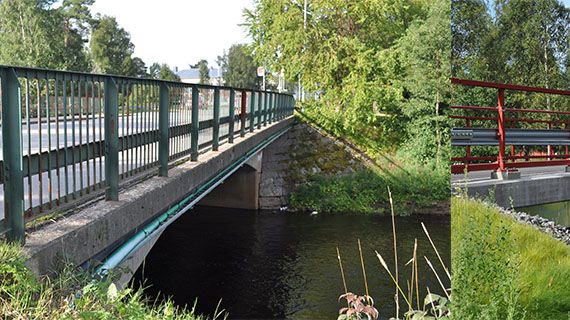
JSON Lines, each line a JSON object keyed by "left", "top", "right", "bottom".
{"left": 0, "top": 64, "right": 291, "bottom": 95}
{"left": 451, "top": 77, "right": 570, "bottom": 96}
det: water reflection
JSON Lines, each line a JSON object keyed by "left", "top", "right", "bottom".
{"left": 133, "top": 206, "right": 450, "bottom": 319}
{"left": 517, "top": 201, "right": 570, "bottom": 227}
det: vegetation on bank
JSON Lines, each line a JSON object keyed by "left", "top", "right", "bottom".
{"left": 287, "top": 109, "right": 449, "bottom": 215}
{"left": 289, "top": 163, "right": 448, "bottom": 215}
{"left": 0, "top": 243, "right": 225, "bottom": 319}
{"left": 452, "top": 197, "right": 570, "bottom": 320}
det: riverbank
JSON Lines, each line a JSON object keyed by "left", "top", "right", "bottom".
{"left": 452, "top": 197, "right": 570, "bottom": 319}
{"left": 289, "top": 165, "right": 449, "bottom": 215}
{"left": 0, "top": 243, "right": 225, "bottom": 319}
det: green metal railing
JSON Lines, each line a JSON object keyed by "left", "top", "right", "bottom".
{"left": 0, "top": 65, "right": 295, "bottom": 242}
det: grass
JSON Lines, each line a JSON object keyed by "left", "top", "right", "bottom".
{"left": 452, "top": 197, "right": 570, "bottom": 320}
{"left": 0, "top": 242, "right": 226, "bottom": 319}
{"left": 289, "top": 161, "right": 449, "bottom": 215}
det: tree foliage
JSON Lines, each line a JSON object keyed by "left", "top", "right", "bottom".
{"left": 190, "top": 59, "right": 210, "bottom": 84}
{"left": 0, "top": 1, "right": 152, "bottom": 77}
{"left": 244, "top": 0, "right": 450, "bottom": 165}
{"left": 217, "top": 44, "right": 259, "bottom": 89}
{"left": 149, "top": 63, "right": 180, "bottom": 81}
{"left": 90, "top": 15, "right": 135, "bottom": 75}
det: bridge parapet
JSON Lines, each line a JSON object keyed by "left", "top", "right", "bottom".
{"left": 0, "top": 65, "right": 295, "bottom": 242}
{"left": 450, "top": 78, "right": 570, "bottom": 178}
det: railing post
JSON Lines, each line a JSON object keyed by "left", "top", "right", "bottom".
{"left": 191, "top": 85, "right": 199, "bottom": 161}
{"left": 213, "top": 87, "right": 220, "bottom": 151}
{"left": 257, "top": 92, "right": 263, "bottom": 129}
{"left": 268, "top": 93, "right": 273, "bottom": 123}
{"left": 497, "top": 88, "right": 506, "bottom": 173}
{"left": 1, "top": 68, "right": 24, "bottom": 242}
{"left": 263, "top": 92, "right": 268, "bottom": 126}
{"left": 240, "top": 90, "right": 246, "bottom": 137}
{"left": 104, "top": 77, "right": 119, "bottom": 201}
{"left": 158, "top": 83, "right": 169, "bottom": 177}
{"left": 249, "top": 91, "right": 255, "bottom": 133}
{"left": 228, "top": 89, "right": 235, "bottom": 143}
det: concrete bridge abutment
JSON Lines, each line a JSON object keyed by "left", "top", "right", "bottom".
{"left": 198, "top": 151, "right": 263, "bottom": 210}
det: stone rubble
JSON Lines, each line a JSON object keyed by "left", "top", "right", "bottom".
{"left": 497, "top": 206, "right": 570, "bottom": 246}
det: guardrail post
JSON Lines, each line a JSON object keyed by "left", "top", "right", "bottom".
{"left": 497, "top": 88, "right": 506, "bottom": 173}
{"left": 257, "top": 92, "right": 263, "bottom": 129}
{"left": 158, "top": 83, "right": 169, "bottom": 177}
{"left": 213, "top": 87, "right": 220, "bottom": 151}
{"left": 240, "top": 91, "right": 246, "bottom": 137}
{"left": 1, "top": 68, "right": 24, "bottom": 242}
{"left": 228, "top": 89, "right": 235, "bottom": 143}
{"left": 104, "top": 77, "right": 119, "bottom": 201}
{"left": 250, "top": 91, "right": 255, "bottom": 133}
{"left": 191, "top": 85, "right": 199, "bottom": 161}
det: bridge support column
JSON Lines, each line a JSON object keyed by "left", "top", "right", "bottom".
{"left": 198, "top": 151, "right": 263, "bottom": 210}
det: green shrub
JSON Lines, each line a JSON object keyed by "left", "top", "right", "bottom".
{"left": 0, "top": 242, "right": 225, "bottom": 319}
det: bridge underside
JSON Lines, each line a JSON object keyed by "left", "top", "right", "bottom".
{"left": 24, "top": 117, "right": 295, "bottom": 278}
{"left": 198, "top": 152, "right": 263, "bottom": 210}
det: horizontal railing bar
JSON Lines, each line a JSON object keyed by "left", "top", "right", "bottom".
{"left": 450, "top": 115, "right": 570, "bottom": 125}
{"left": 451, "top": 105, "right": 570, "bottom": 116}
{"left": 0, "top": 114, "right": 246, "bottom": 182}
{"left": 452, "top": 154, "right": 570, "bottom": 162}
{"left": 2, "top": 64, "right": 291, "bottom": 95}
{"left": 451, "top": 159, "right": 570, "bottom": 174}
{"left": 451, "top": 77, "right": 570, "bottom": 96}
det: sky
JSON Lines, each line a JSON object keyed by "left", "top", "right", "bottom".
{"left": 90, "top": 0, "right": 253, "bottom": 71}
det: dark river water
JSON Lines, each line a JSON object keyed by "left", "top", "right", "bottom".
{"left": 518, "top": 201, "right": 570, "bottom": 227}
{"left": 132, "top": 206, "right": 450, "bottom": 320}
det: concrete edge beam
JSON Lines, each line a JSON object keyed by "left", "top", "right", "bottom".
{"left": 455, "top": 172, "right": 570, "bottom": 208}
{"left": 24, "top": 116, "right": 295, "bottom": 277}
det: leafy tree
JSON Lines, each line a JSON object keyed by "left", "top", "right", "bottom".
{"left": 0, "top": 0, "right": 92, "bottom": 71}
{"left": 89, "top": 15, "right": 135, "bottom": 75}
{"left": 398, "top": 0, "right": 451, "bottom": 164}
{"left": 124, "top": 56, "right": 147, "bottom": 78}
{"left": 58, "top": 0, "right": 93, "bottom": 71}
{"left": 190, "top": 59, "right": 210, "bottom": 84}
{"left": 149, "top": 62, "right": 180, "bottom": 81}
{"left": 0, "top": 0, "right": 61, "bottom": 68}
{"left": 243, "top": 0, "right": 428, "bottom": 155}
{"left": 217, "top": 44, "right": 259, "bottom": 89}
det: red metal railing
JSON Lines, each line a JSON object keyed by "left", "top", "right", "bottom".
{"left": 450, "top": 78, "right": 570, "bottom": 174}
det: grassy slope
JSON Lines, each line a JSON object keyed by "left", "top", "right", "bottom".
{"left": 0, "top": 243, "right": 224, "bottom": 319}
{"left": 452, "top": 197, "right": 570, "bottom": 320}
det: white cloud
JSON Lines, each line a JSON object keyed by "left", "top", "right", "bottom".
{"left": 90, "top": 0, "right": 253, "bottom": 70}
